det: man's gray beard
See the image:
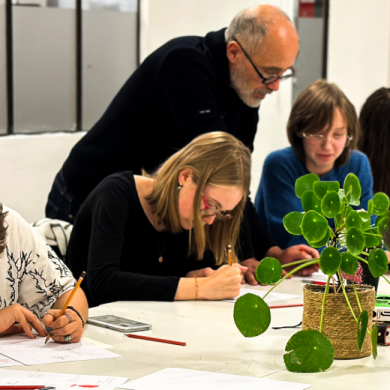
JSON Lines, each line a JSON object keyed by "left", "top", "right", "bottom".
{"left": 230, "top": 66, "right": 263, "bottom": 108}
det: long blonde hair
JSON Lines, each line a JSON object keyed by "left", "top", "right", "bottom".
{"left": 145, "top": 132, "right": 251, "bottom": 265}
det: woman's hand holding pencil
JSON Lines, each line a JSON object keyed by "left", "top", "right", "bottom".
{"left": 198, "top": 264, "right": 247, "bottom": 300}
{"left": 43, "top": 271, "right": 86, "bottom": 344}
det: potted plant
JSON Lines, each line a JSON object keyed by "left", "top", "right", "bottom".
{"left": 234, "top": 173, "right": 390, "bottom": 373}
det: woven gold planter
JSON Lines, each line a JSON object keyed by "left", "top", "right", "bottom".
{"left": 302, "top": 284, "right": 376, "bottom": 359}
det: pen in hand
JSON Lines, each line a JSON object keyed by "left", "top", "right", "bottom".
{"left": 44, "top": 271, "right": 86, "bottom": 344}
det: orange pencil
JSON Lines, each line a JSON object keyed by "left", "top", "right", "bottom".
{"left": 44, "top": 271, "right": 86, "bottom": 344}
{"left": 228, "top": 245, "right": 232, "bottom": 266}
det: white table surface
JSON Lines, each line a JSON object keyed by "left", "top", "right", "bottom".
{"left": 4, "top": 278, "right": 390, "bottom": 389}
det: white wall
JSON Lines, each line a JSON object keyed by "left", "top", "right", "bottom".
{"left": 327, "top": 0, "right": 390, "bottom": 113}
{"left": 140, "top": 0, "right": 294, "bottom": 199}
{"left": 0, "top": 133, "right": 84, "bottom": 222}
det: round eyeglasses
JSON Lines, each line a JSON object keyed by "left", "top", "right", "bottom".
{"left": 232, "top": 37, "right": 295, "bottom": 85}
{"left": 301, "top": 132, "right": 353, "bottom": 147}
{"left": 201, "top": 194, "right": 232, "bottom": 221}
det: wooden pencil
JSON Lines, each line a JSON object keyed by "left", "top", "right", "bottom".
{"left": 125, "top": 333, "right": 186, "bottom": 346}
{"left": 44, "top": 271, "right": 86, "bottom": 344}
{"left": 269, "top": 303, "right": 303, "bottom": 309}
{"left": 228, "top": 245, "right": 232, "bottom": 266}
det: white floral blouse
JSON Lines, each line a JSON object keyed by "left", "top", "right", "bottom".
{"left": 0, "top": 206, "right": 76, "bottom": 319}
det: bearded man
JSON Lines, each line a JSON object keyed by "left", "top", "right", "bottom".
{"left": 46, "top": 5, "right": 319, "bottom": 281}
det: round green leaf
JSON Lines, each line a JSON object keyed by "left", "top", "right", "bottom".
{"left": 344, "top": 173, "right": 361, "bottom": 206}
{"left": 357, "top": 310, "right": 368, "bottom": 351}
{"left": 302, "top": 190, "right": 322, "bottom": 213}
{"left": 377, "top": 216, "right": 390, "bottom": 236}
{"left": 375, "top": 213, "right": 387, "bottom": 227}
{"left": 234, "top": 293, "right": 271, "bottom": 338}
{"left": 320, "top": 247, "right": 341, "bottom": 276}
{"left": 346, "top": 227, "right": 366, "bottom": 256}
{"left": 357, "top": 211, "right": 371, "bottom": 231}
{"left": 283, "top": 330, "right": 334, "bottom": 373}
{"left": 368, "top": 248, "right": 388, "bottom": 278}
{"left": 301, "top": 210, "right": 329, "bottom": 244}
{"left": 364, "top": 228, "right": 381, "bottom": 248}
{"left": 295, "top": 174, "right": 320, "bottom": 199}
{"left": 338, "top": 188, "right": 345, "bottom": 201}
{"left": 310, "top": 232, "right": 330, "bottom": 248}
{"left": 368, "top": 199, "right": 374, "bottom": 216}
{"left": 321, "top": 191, "right": 341, "bottom": 219}
{"left": 372, "top": 321, "right": 378, "bottom": 360}
{"left": 345, "top": 210, "right": 362, "bottom": 230}
{"left": 255, "top": 257, "right": 282, "bottom": 285}
{"left": 313, "top": 181, "right": 340, "bottom": 200}
{"left": 340, "top": 252, "right": 359, "bottom": 275}
{"left": 283, "top": 212, "right": 304, "bottom": 236}
{"left": 373, "top": 192, "right": 390, "bottom": 215}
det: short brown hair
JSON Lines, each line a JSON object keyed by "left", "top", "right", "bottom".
{"left": 287, "top": 79, "right": 360, "bottom": 166}
{"left": 358, "top": 87, "right": 390, "bottom": 196}
{"left": 0, "top": 203, "right": 8, "bottom": 256}
{"left": 145, "top": 132, "right": 251, "bottom": 265}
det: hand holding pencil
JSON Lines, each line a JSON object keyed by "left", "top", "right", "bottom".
{"left": 43, "top": 271, "right": 86, "bottom": 344}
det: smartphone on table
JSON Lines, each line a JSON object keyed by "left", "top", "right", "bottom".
{"left": 87, "top": 315, "right": 152, "bottom": 333}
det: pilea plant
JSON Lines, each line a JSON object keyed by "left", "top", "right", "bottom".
{"left": 234, "top": 173, "right": 390, "bottom": 373}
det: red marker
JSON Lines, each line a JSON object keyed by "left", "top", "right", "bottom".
{"left": 301, "top": 280, "right": 327, "bottom": 286}
{"left": 0, "top": 387, "right": 48, "bottom": 389}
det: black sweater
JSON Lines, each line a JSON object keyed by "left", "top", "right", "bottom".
{"left": 62, "top": 28, "right": 275, "bottom": 261}
{"left": 63, "top": 28, "right": 258, "bottom": 202}
{"left": 66, "top": 172, "right": 219, "bottom": 306}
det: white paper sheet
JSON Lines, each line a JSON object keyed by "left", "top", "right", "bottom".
{"left": 0, "top": 334, "right": 120, "bottom": 366}
{"left": 0, "top": 369, "right": 129, "bottom": 390}
{"left": 82, "top": 337, "right": 114, "bottom": 349}
{"left": 0, "top": 354, "right": 22, "bottom": 368}
{"left": 223, "top": 288, "right": 298, "bottom": 303}
{"left": 293, "top": 270, "right": 332, "bottom": 283}
{"left": 119, "top": 368, "right": 310, "bottom": 390}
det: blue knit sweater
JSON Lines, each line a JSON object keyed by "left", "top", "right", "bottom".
{"left": 255, "top": 147, "right": 373, "bottom": 249}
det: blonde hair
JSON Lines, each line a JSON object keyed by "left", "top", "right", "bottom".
{"left": 145, "top": 132, "right": 251, "bottom": 265}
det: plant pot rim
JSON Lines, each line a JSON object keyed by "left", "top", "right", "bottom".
{"left": 303, "top": 283, "right": 375, "bottom": 294}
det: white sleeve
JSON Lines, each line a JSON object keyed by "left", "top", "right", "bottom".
{"left": 0, "top": 207, "right": 76, "bottom": 319}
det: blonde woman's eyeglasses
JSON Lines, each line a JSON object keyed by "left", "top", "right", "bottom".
{"left": 201, "top": 194, "right": 232, "bottom": 220}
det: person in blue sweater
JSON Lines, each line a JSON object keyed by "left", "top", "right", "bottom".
{"left": 255, "top": 79, "right": 373, "bottom": 249}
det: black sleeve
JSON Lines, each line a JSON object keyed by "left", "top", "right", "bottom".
{"left": 159, "top": 48, "right": 227, "bottom": 145}
{"left": 85, "top": 176, "right": 180, "bottom": 304}
{"left": 242, "top": 198, "right": 276, "bottom": 261}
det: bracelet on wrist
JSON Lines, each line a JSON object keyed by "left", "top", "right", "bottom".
{"left": 67, "top": 305, "right": 85, "bottom": 328}
{"left": 195, "top": 277, "right": 198, "bottom": 300}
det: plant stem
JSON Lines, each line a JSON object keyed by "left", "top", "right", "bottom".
{"left": 319, "top": 275, "right": 331, "bottom": 333}
{"left": 281, "top": 258, "right": 319, "bottom": 268}
{"left": 337, "top": 271, "right": 357, "bottom": 322}
{"left": 328, "top": 227, "right": 336, "bottom": 238}
{"left": 381, "top": 275, "right": 390, "bottom": 286}
{"left": 262, "top": 259, "right": 320, "bottom": 299}
{"left": 352, "top": 282, "right": 362, "bottom": 313}
{"left": 352, "top": 282, "right": 372, "bottom": 336}
{"left": 356, "top": 256, "right": 369, "bottom": 265}
{"left": 363, "top": 232, "right": 382, "bottom": 237}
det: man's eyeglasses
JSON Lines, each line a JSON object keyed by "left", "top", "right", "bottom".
{"left": 201, "top": 194, "right": 232, "bottom": 220}
{"left": 301, "top": 132, "right": 353, "bottom": 147}
{"left": 232, "top": 37, "right": 295, "bottom": 85}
